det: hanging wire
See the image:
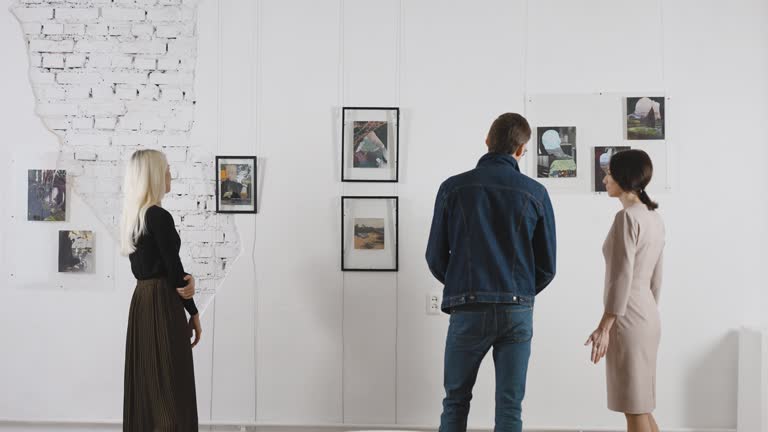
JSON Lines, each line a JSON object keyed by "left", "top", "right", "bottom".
{"left": 251, "top": 0, "right": 263, "bottom": 422}
{"left": 337, "top": 0, "right": 347, "bottom": 423}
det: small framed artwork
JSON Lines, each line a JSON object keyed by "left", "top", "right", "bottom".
{"left": 215, "top": 156, "right": 257, "bottom": 213}
{"left": 341, "top": 196, "right": 398, "bottom": 271}
{"left": 341, "top": 107, "right": 399, "bottom": 182}
{"left": 625, "top": 96, "right": 665, "bottom": 140}
{"left": 58, "top": 230, "right": 94, "bottom": 273}
{"left": 28, "top": 169, "right": 66, "bottom": 221}
{"left": 536, "top": 127, "right": 577, "bottom": 178}
{"left": 594, "top": 146, "right": 630, "bottom": 192}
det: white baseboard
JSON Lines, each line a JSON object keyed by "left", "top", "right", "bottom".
{"left": 738, "top": 327, "right": 768, "bottom": 432}
{"left": 0, "top": 419, "right": 737, "bottom": 432}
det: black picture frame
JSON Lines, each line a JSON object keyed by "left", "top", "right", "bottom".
{"left": 341, "top": 106, "right": 400, "bottom": 183}
{"left": 215, "top": 155, "right": 258, "bottom": 214}
{"left": 341, "top": 196, "right": 399, "bottom": 272}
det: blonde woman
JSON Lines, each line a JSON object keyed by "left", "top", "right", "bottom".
{"left": 120, "top": 149, "right": 201, "bottom": 430}
{"left": 585, "top": 149, "right": 665, "bottom": 432}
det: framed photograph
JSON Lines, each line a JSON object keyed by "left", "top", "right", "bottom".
{"left": 28, "top": 169, "right": 66, "bottom": 221}
{"left": 536, "top": 127, "right": 577, "bottom": 178}
{"left": 215, "top": 156, "right": 257, "bottom": 213}
{"left": 594, "top": 146, "right": 630, "bottom": 192}
{"left": 625, "top": 96, "right": 665, "bottom": 140}
{"left": 341, "top": 196, "right": 398, "bottom": 271}
{"left": 58, "top": 230, "right": 94, "bottom": 273}
{"left": 342, "top": 107, "right": 399, "bottom": 182}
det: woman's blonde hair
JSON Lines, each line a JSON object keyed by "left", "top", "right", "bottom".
{"left": 120, "top": 149, "right": 168, "bottom": 255}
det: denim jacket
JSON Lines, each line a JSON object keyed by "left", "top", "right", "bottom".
{"left": 426, "top": 152, "right": 557, "bottom": 312}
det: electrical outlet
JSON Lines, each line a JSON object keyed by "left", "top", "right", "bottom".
{"left": 426, "top": 292, "right": 441, "bottom": 315}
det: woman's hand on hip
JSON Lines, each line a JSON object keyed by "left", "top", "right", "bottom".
{"left": 189, "top": 314, "right": 202, "bottom": 348}
{"left": 177, "top": 274, "right": 195, "bottom": 299}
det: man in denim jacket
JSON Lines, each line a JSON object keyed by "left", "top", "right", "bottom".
{"left": 426, "top": 113, "right": 557, "bottom": 432}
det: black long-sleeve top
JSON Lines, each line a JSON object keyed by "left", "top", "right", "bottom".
{"left": 129, "top": 205, "right": 198, "bottom": 316}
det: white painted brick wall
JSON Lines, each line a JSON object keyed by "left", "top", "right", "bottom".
{"left": 120, "top": 39, "right": 167, "bottom": 55}
{"left": 156, "top": 57, "right": 180, "bottom": 70}
{"left": 67, "top": 85, "right": 92, "bottom": 99}
{"left": 14, "top": 7, "right": 53, "bottom": 22}
{"left": 138, "top": 84, "right": 160, "bottom": 100}
{"left": 115, "top": 85, "right": 138, "bottom": 100}
{"left": 29, "top": 39, "right": 75, "bottom": 53}
{"left": 42, "top": 22, "right": 64, "bottom": 35}
{"left": 158, "top": 134, "right": 187, "bottom": 147}
{"left": 42, "top": 53, "right": 64, "bottom": 68}
{"left": 54, "top": 8, "right": 100, "bottom": 23}
{"left": 35, "top": 85, "right": 65, "bottom": 99}
{"left": 86, "top": 24, "right": 108, "bottom": 36}
{"left": 94, "top": 117, "right": 117, "bottom": 129}
{"left": 36, "top": 102, "right": 78, "bottom": 116}
{"left": 134, "top": 57, "right": 157, "bottom": 70}
{"left": 23, "top": 23, "right": 42, "bottom": 35}
{"left": 56, "top": 71, "right": 102, "bottom": 84}
{"left": 167, "top": 38, "right": 194, "bottom": 56}
{"left": 73, "top": 40, "right": 114, "bottom": 53}
{"left": 160, "top": 86, "right": 183, "bottom": 101}
{"left": 64, "top": 23, "right": 85, "bottom": 35}
{"left": 132, "top": 23, "right": 155, "bottom": 37}
{"left": 65, "top": 54, "right": 86, "bottom": 68}
{"left": 194, "top": 246, "right": 213, "bottom": 258}
{"left": 104, "top": 71, "right": 149, "bottom": 85}
{"left": 147, "top": 7, "right": 182, "bottom": 22}
{"left": 75, "top": 151, "right": 97, "bottom": 161}
{"left": 45, "top": 118, "right": 70, "bottom": 130}
{"left": 12, "top": 0, "right": 234, "bottom": 311}
{"left": 30, "top": 69, "right": 55, "bottom": 83}
{"left": 111, "top": 55, "right": 133, "bottom": 68}
{"left": 155, "top": 24, "right": 183, "bottom": 38}
{"left": 101, "top": 7, "right": 147, "bottom": 22}
{"left": 71, "top": 116, "right": 94, "bottom": 129}
{"left": 109, "top": 24, "right": 132, "bottom": 36}
{"left": 91, "top": 85, "right": 114, "bottom": 99}
{"left": 66, "top": 133, "right": 111, "bottom": 147}
{"left": 86, "top": 54, "right": 111, "bottom": 68}
{"left": 80, "top": 102, "right": 126, "bottom": 116}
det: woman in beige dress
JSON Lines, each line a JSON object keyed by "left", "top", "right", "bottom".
{"left": 585, "top": 149, "right": 665, "bottom": 432}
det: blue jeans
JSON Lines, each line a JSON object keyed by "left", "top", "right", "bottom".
{"left": 439, "top": 303, "right": 533, "bottom": 432}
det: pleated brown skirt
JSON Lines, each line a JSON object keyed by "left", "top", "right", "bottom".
{"left": 123, "top": 278, "right": 198, "bottom": 431}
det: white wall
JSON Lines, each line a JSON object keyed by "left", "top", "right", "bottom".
{"left": 1, "top": 0, "right": 767, "bottom": 431}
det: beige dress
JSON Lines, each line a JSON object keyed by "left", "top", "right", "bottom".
{"left": 602, "top": 203, "right": 665, "bottom": 414}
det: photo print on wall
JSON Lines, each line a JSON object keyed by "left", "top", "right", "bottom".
{"left": 353, "top": 121, "right": 388, "bottom": 168}
{"left": 58, "top": 230, "right": 94, "bottom": 273}
{"left": 537, "top": 127, "right": 577, "bottom": 178}
{"left": 215, "top": 156, "right": 257, "bottom": 213}
{"left": 28, "top": 169, "right": 66, "bottom": 221}
{"left": 594, "top": 146, "right": 630, "bottom": 192}
{"left": 354, "top": 218, "right": 385, "bottom": 250}
{"left": 342, "top": 196, "right": 398, "bottom": 271}
{"left": 342, "top": 107, "right": 399, "bottom": 182}
{"left": 626, "top": 96, "right": 665, "bottom": 140}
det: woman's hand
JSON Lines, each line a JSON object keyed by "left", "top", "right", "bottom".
{"left": 585, "top": 327, "right": 610, "bottom": 364}
{"left": 189, "top": 314, "right": 202, "bottom": 348}
{"left": 177, "top": 274, "right": 195, "bottom": 299}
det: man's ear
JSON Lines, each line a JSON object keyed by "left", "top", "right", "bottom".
{"left": 515, "top": 143, "right": 527, "bottom": 158}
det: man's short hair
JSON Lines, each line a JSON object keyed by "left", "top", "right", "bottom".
{"left": 487, "top": 113, "right": 531, "bottom": 154}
